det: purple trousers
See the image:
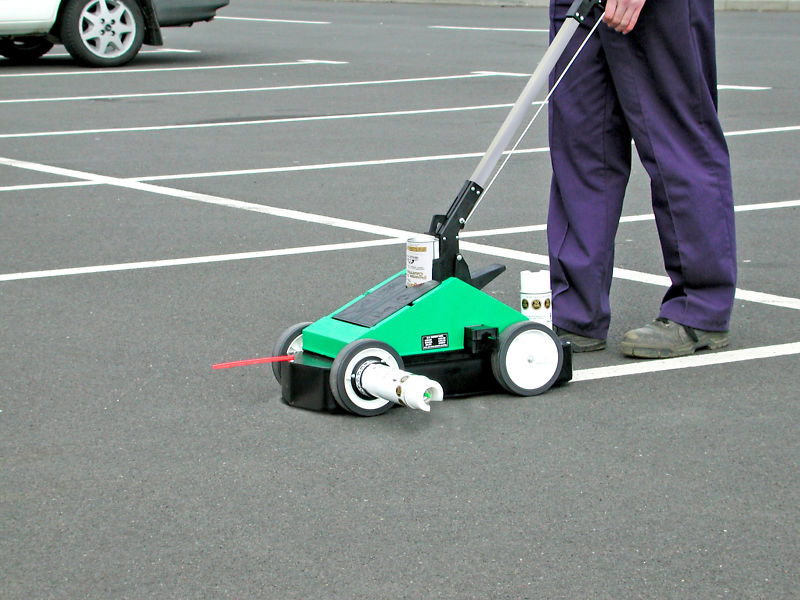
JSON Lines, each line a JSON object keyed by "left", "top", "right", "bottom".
{"left": 547, "top": 0, "right": 737, "bottom": 338}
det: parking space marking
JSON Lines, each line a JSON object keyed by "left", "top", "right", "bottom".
{"left": 726, "top": 125, "right": 800, "bottom": 137}
{"left": 718, "top": 84, "right": 772, "bottom": 91}
{"left": 0, "top": 72, "right": 504, "bottom": 105}
{"left": 461, "top": 241, "right": 800, "bottom": 311}
{"left": 462, "top": 199, "right": 800, "bottom": 237}
{"left": 430, "top": 25, "right": 548, "bottom": 33}
{"left": 0, "top": 156, "right": 409, "bottom": 239}
{"left": 216, "top": 16, "right": 330, "bottom": 25}
{"left": 135, "top": 148, "right": 548, "bottom": 182}
{"left": 3, "top": 105, "right": 794, "bottom": 141}
{"left": 0, "top": 239, "right": 402, "bottom": 282}
{"left": 2, "top": 155, "right": 798, "bottom": 314}
{"left": 0, "top": 146, "right": 546, "bottom": 191}
{"left": 47, "top": 48, "right": 201, "bottom": 58}
{"left": 5, "top": 144, "right": 799, "bottom": 193}
{"left": 572, "top": 342, "right": 800, "bottom": 382}
{"left": 0, "top": 103, "right": 513, "bottom": 140}
{"left": 0, "top": 59, "right": 346, "bottom": 79}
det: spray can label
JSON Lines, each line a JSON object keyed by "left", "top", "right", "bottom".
{"left": 406, "top": 234, "right": 438, "bottom": 287}
{"left": 520, "top": 270, "right": 552, "bottom": 328}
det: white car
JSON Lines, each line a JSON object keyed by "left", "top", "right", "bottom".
{"left": 0, "top": 0, "right": 229, "bottom": 67}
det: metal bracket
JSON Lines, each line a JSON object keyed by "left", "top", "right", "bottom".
{"left": 567, "top": 0, "right": 606, "bottom": 25}
{"left": 427, "top": 180, "right": 484, "bottom": 284}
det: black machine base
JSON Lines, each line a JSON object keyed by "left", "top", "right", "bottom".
{"left": 280, "top": 340, "right": 573, "bottom": 413}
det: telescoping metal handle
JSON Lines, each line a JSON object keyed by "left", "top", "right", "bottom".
{"left": 426, "top": 0, "right": 604, "bottom": 284}
{"left": 470, "top": 0, "right": 605, "bottom": 188}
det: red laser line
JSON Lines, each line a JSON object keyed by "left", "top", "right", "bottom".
{"left": 212, "top": 355, "right": 295, "bottom": 370}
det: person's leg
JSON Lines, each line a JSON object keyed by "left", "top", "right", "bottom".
{"left": 548, "top": 3, "right": 632, "bottom": 342}
{"left": 600, "top": 0, "right": 736, "bottom": 340}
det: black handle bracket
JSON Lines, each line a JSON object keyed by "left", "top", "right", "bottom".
{"left": 567, "top": 0, "right": 606, "bottom": 25}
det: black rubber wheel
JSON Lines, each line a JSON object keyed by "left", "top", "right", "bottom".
{"left": 0, "top": 37, "right": 54, "bottom": 62}
{"left": 271, "top": 322, "right": 311, "bottom": 383}
{"left": 329, "top": 339, "right": 402, "bottom": 417}
{"left": 491, "top": 321, "right": 563, "bottom": 396}
{"left": 60, "top": 0, "right": 144, "bottom": 67}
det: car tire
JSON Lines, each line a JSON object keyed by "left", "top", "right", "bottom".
{"left": 0, "top": 37, "right": 55, "bottom": 63}
{"left": 60, "top": 0, "right": 144, "bottom": 67}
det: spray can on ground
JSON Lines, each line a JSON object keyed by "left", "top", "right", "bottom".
{"left": 520, "top": 270, "right": 552, "bottom": 329}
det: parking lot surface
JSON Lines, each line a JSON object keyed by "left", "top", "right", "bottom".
{"left": 2, "top": 1, "right": 799, "bottom": 598}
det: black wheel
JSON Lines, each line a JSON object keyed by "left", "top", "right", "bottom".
{"left": 491, "top": 321, "right": 563, "bottom": 396}
{"left": 0, "top": 37, "right": 54, "bottom": 62}
{"left": 329, "top": 339, "right": 402, "bottom": 417}
{"left": 271, "top": 322, "right": 311, "bottom": 383}
{"left": 60, "top": 0, "right": 144, "bottom": 67}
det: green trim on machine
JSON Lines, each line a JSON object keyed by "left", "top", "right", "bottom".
{"left": 301, "top": 272, "right": 527, "bottom": 359}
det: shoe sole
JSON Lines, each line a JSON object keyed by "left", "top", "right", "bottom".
{"left": 621, "top": 336, "right": 729, "bottom": 359}
{"left": 568, "top": 340, "right": 607, "bottom": 353}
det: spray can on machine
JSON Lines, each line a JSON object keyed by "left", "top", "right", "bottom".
{"left": 406, "top": 234, "right": 439, "bottom": 287}
{"left": 520, "top": 270, "right": 552, "bottom": 329}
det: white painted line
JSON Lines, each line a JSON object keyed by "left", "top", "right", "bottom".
{"left": 430, "top": 25, "right": 548, "bottom": 33}
{"left": 733, "top": 289, "right": 800, "bottom": 309}
{"left": 0, "top": 59, "right": 346, "bottom": 78}
{"left": 463, "top": 199, "right": 800, "bottom": 237}
{"left": 473, "top": 70, "right": 530, "bottom": 77}
{"left": 216, "top": 16, "right": 330, "bottom": 25}
{"left": 0, "top": 147, "right": 545, "bottom": 192}
{"left": 2, "top": 155, "right": 798, "bottom": 312}
{"left": 718, "top": 84, "right": 772, "bottom": 91}
{"left": 460, "top": 241, "right": 550, "bottom": 265}
{"left": 137, "top": 147, "right": 549, "bottom": 182}
{"left": 2, "top": 91, "right": 793, "bottom": 138}
{"left": 0, "top": 181, "right": 102, "bottom": 192}
{"left": 49, "top": 48, "right": 201, "bottom": 57}
{"left": 0, "top": 239, "right": 403, "bottom": 282}
{"left": 0, "top": 156, "right": 411, "bottom": 239}
{"left": 726, "top": 125, "right": 800, "bottom": 137}
{"left": 461, "top": 223, "right": 548, "bottom": 237}
{"left": 461, "top": 241, "right": 800, "bottom": 310}
{"left": 0, "top": 72, "right": 501, "bottom": 105}
{"left": 0, "top": 103, "right": 512, "bottom": 140}
{"left": 734, "top": 199, "right": 800, "bottom": 212}
{"left": 572, "top": 342, "right": 800, "bottom": 382}
{"left": 471, "top": 72, "right": 769, "bottom": 93}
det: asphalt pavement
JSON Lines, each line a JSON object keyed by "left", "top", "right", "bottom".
{"left": 1, "top": 1, "right": 799, "bottom": 598}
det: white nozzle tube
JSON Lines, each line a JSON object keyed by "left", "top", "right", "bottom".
{"left": 358, "top": 363, "right": 444, "bottom": 412}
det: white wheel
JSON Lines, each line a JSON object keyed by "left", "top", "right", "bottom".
{"left": 491, "top": 321, "right": 563, "bottom": 396}
{"left": 271, "top": 322, "right": 311, "bottom": 383}
{"left": 329, "top": 339, "right": 402, "bottom": 416}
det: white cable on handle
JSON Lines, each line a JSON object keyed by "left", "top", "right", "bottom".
{"left": 466, "top": 16, "right": 604, "bottom": 224}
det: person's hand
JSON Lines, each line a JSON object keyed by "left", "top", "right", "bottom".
{"left": 603, "top": 0, "right": 646, "bottom": 34}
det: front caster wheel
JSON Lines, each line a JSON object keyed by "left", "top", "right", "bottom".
{"left": 329, "top": 339, "right": 403, "bottom": 417}
{"left": 271, "top": 322, "right": 311, "bottom": 383}
{"left": 491, "top": 321, "right": 563, "bottom": 396}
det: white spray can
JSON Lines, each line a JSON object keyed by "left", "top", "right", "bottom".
{"left": 520, "top": 270, "right": 552, "bottom": 329}
{"left": 406, "top": 234, "right": 439, "bottom": 287}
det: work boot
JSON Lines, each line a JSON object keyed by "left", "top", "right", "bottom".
{"left": 554, "top": 326, "right": 607, "bottom": 352}
{"left": 621, "top": 318, "right": 729, "bottom": 358}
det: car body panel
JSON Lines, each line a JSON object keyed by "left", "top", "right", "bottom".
{"left": 0, "top": 0, "right": 228, "bottom": 37}
{"left": 0, "top": 0, "right": 61, "bottom": 35}
{"left": 152, "top": 0, "right": 229, "bottom": 27}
